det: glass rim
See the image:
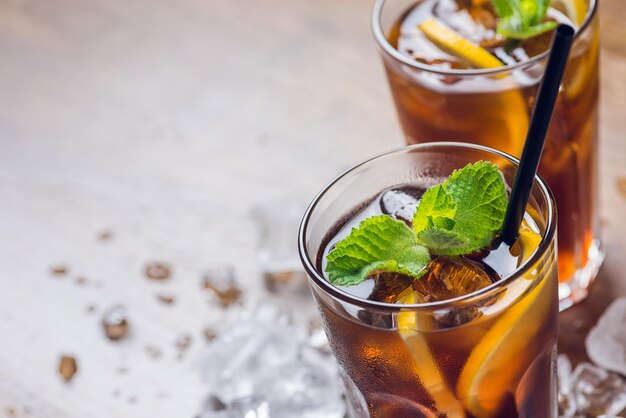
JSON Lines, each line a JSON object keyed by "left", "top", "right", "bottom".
{"left": 297, "top": 142, "right": 557, "bottom": 312}
{"left": 371, "top": 0, "right": 598, "bottom": 76}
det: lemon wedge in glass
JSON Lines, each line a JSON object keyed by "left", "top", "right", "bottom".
{"left": 397, "top": 288, "right": 467, "bottom": 418}
{"left": 418, "top": 18, "right": 503, "bottom": 69}
{"left": 456, "top": 228, "right": 552, "bottom": 417}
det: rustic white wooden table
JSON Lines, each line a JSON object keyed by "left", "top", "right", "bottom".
{"left": 0, "top": 0, "right": 625, "bottom": 417}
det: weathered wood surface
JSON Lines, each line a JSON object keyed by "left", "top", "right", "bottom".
{"left": 0, "top": 0, "right": 624, "bottom": 416}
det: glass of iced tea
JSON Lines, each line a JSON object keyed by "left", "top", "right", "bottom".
{"left": 299, "top": 143, "right": 558, "bottom": 418}
{"left": 372, "top": 0, "right": 599, "bottom": 309}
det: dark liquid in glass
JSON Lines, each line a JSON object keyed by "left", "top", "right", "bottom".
{"left": 316, "top": 185, "right": 558, "bottom": 417}
{"left": 382, "top": 0, "right": 599, "bottom": 285}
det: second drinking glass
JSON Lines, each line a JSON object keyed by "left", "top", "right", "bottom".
{"left": 372, "top": 0, "right": 600, "bottom": 309}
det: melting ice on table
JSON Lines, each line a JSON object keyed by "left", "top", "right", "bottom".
{"left": 199, "top": 304, "right": 345, "bottom": 418}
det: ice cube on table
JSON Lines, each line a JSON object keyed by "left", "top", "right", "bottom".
{"left": 586, "top": 297, "right": 626, "bottom": 376}
{"left": 202, "top": 265, "right": 242, "bottom": 308}
{"left": 251, "top": 197, "right": 306, "bottom": 275}
{"left": 571, "top": 362, "right": 626, "bottom": 417}
{"left": 200, "top": 396, "right": 269, "bottom": 418}
{"left": 227, "top": 396, "right": 271, "bottom": 418}
{"left": 306, "top": 318, "right": 329, "bottom": 351}
{"left": 201, "top": 320, "right": 299, "bottom": 404}
{"left": 199, "top": 303, "right": 345, "bottom": 415}
{"left": 558, "top": 354, "right": 578, "bottom": 418}
{"left": 253, "top": 361, "right": 345, "bottom": 418}
{"left": 558, "top": 354, "right": 574, "bottom": 392}
{"left": 252, "top": 197, "right": 313, "bottom": 314}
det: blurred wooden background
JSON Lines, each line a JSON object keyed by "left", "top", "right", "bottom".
{"left": 0, "top": 0, "right": 624, "bottom": 417}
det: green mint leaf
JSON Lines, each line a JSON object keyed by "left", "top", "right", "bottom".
{"left": 414, "top": 228, "right": 470, "bottom": 253}
{"left": 492, "top": 0, "right": 555, "bottom": 40}
{"left": 325, "top": 215, "right": 430, "bottom": 286}
{"left": 411, "top": 184, "right": 457, "bottom": 233}
{"left": 499, "top": 20, "right": 557, "bottom": 39}
{"left": 492, "top": 0, "right": 519, "bottom": 25}
{"left": 413, "top": 161, "right": 507, "bottom": 256}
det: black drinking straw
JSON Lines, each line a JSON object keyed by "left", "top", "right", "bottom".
{"left": 500, "top": 25, "right": 575, "bottom": 245}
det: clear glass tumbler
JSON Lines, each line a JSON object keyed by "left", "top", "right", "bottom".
{"left": 299, "top": 143, "right": 558, "bottom": 418}
{"left": 372, "top": 0, "right": 600, "bottom": 309}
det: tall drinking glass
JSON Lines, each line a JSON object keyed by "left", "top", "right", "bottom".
{"left": 299, "top": 143, "right": 558, "bottom": 418}
{"left": 372, "top": 0, "right": 600, "bottom": 309}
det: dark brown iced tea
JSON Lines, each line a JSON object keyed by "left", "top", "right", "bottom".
{"left": 376, "top": 0, "right": 599, "bottom": 304}
{"left": 314, "top": 185, "right": 557, "bottom": 417}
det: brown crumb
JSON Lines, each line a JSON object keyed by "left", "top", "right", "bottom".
{"left": 202, "top": 267, "right": 242, "bottom": 307}
{"left": 156, "top": 294, "right": 175, "bottom": 305}
{"left": 617, "top": 177, "right": 626, "bottom": 198}
{"left": 264, "top": 271, "right": 293, "bottom": 292}
{"left": 58, "top": 355, "right": 78, "bottom": 382}
{"left": 145, "top": 345, "right": 162, "bottom": 360}
{"left": 75, "top": 276, "right": 87, "bottom": 286}
{"left": 98, "top": 230, "right": 113, "bottom": 241}
{"left": 144, "top": 262, "right": 171, "bottom": 281}
{"left": 203, "top": 328, "right": 217, "bottom": 342}
{"left": 175, "top": 334, "right": 193, "bottom": 352}
{"left": 263, "top": 270, "right": 308, "bottom": 294}
{"left": 102, "top": 305, "right": 129, "bottom": 341}
{"left": 5, "top": 407, "right": 16, "bottom": 417}
{"left": 203, "top": 282, "right": 241, "bottom": 307}
{"left": 50, "top": 265, "right": 68, "bottom": 276}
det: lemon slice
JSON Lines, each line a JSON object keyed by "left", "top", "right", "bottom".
{"left": 456, "top": 231, "right": 553, "bottom": 417}
{"left": 397, "top": 289, "right": 467, "bottom": 418}
{"left": 417, "top": 18, "right": 529, "bottom": 157}
{"left": 562, "top": 0, "right": 588, "bottom": 26}
{"left": 518, "top": 222, "right": 542, "bottom": 260}
{"left": 418, "top": 18, "right": 504, "bottom": 69}
{"left": 491, "top": 89, "right": 530, "bottom": 157}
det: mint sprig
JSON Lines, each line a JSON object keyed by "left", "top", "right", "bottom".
{"left": 325, "top": 215, "right": 430, "bottom": 286}
{"left": 414, "top": 161, "right": 507, "bottom": 255}
{"left": 324, "top": 161, "right": 507, "bottom": 286}
{"left": 492, "top": 0, "right": 557, "bottom": 40}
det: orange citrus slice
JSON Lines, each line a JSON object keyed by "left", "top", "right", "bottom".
{"left": 418, "top": 18, "right": 504, "bottom": 69}
{"left": 490, "top": 89, "right": 531, "bottom": 157}
{"left": 456, "top": 229, "right": 553, "bottom": 417}
{"left": 397, "top": 289, "right": 467, "bottom": 418}
{"left": 418, "top": 18, "right": 529, "bottom": 157}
